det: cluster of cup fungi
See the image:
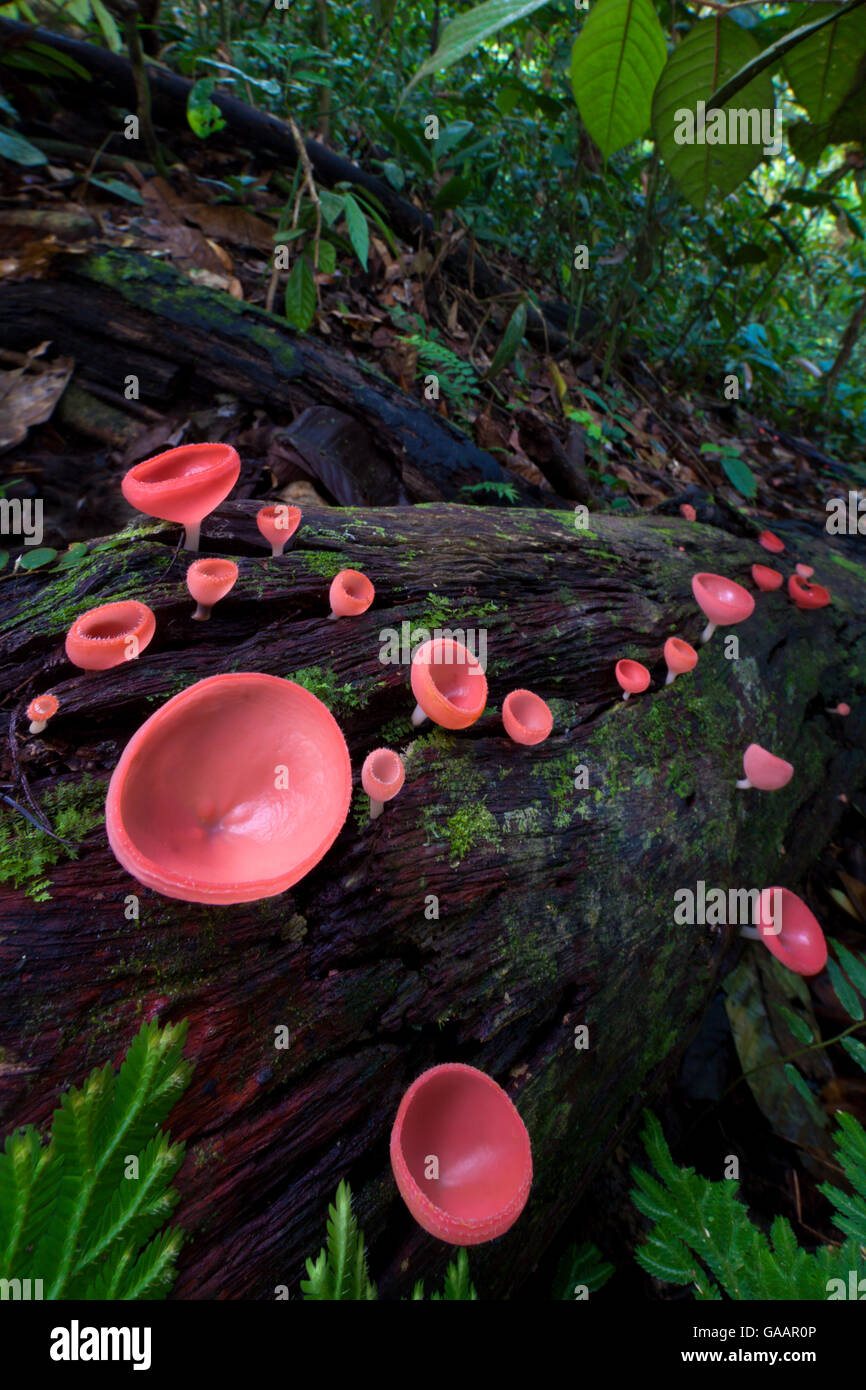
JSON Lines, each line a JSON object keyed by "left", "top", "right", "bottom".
{"left": 19, "top": 441, "right": 846, "bottom": 1248}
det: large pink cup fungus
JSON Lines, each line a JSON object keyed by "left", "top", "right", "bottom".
{"left": 410, "top": 637, "right": 488, "bottom": 729}
{"left": 65, "top": 601, "right": 156, "bottom": 671}
{"left": 788, "top": 574, "right": 831, "bottom": 610}
{"left": 389, "top": 1063, "right": 532, "bottom": 1245}
{"left": 615, "top": 659, "right": 650, "bottom": 701}
{"left": 758, "top": 530, "right": 785, "bottom": 554}
{"left": 121, "top": 443, "right": 241, "bottom": 551}
{"left": 751, "top": 564, "right": 783, "bottom": 593}
{"left": 361, "top": 748, "right": 405, "bottom": 820}
{"left": 502, "top": 689, "right": 553, "bottom": 745}
{"left": 27, "top": 693, "right": 59, "bottom": 734}
{"left": 186, "top": 557, "right": 238, "bottom": 621}
{"left": 736, "top": 743, "right": 794, "bottom": 791}
{"left": 740, "top": 887, "right": 827, "bottom": 976}
{"left": 328, "top": 569, "right": 374, "bottom": 619}
{"left": 691, "top": 572, "right": 755, "bottom": 643}
{"left": 663, "top": 638, "right": 697, "bottom": 687}
{"left": 105, "top": 673, "right": 351, "bottom": 904}
{"left": 256, "top": 504, "right": 301, "bottom": 557}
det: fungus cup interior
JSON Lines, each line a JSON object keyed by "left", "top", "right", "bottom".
{"left": 414, "top": 639, "right": 487, "bottom": 716}
{"left": 66, "top": 601, "right": 156, "bottom": 670}
{"left": 393, "top": 1064, "right": 531, "bottom": 1238}
{"left": 616, "top": 659, "right": 650, "bottom": 691}
{"left": 505, "top": 690, "right": 551, "bottom": 732}
{"left": 187, "top": 557, "right": 238, "bottom": 602}
{"left": 757, "top": 888, "right": 827, "bottom": 976}
{"left": 369, "top": 750, "right": 402, "bottom": 789}
{"left": 692, "top": 572, "right": 755, "bottom": 623}
{"left": 106, "top": 674, "right": 351, "bottom": 904}
{"left": 665, "top": 639, "right": 697, "bottom": 674}
{"left": 333, "top": 570, "right": 373, "bottom": 606}
{"left": 122, "top": 443, "right": 240, "bottom": 526}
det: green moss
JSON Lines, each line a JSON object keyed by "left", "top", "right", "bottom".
{"left": 296, "top": 549, "right": 360, "bottom": 579}
{"left": 0, "top": 775, "right": 106, "bottom": 901}
{"left": 538, "top": 755, "right": 577, "bottom": 829}
{"left": 444, "top": 804, "right": 501, "bottom": 863}
{"left": 287, "top": 665, "right": 383, "bottom": 714}
{"left": 413, "top": 591, "right": 500, "bottom": 631}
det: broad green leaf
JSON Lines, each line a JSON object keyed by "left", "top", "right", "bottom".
{"left": 0, "top": 126, "right": 47, "bottom": 167}
{"left": 779, "top": 1005, "right": 814, "bottom": 1045}
{"left": 342, "top": 192, "right": 369, "bottom": 270}
{"left": 570, "top": 0, "right": 668, "bottom": 159}
{"left": 828, "top": 956, "right": 865, "bottom": 1020}
{"left": 833, "top": 941, "right": 866, "bottom": 999}
{"left": 0, "top": 550, "right": 8, "bottom": 571}
{"left": 485, "top": 297, "right": 527, "bottom": 378}
{"left": 382, "top": 159, "right": 405, "bottom": 190}
{"left": 317, "top": 189, "right": 345, "bottom": 228}
{"left": 785, "top": 3, "right": 866, "bottom": 124}
{"left": 89, "top": 177, "right": 144, "bottom": 205}
{"left": 314, "top": 239, "right": 336, "bottom": 275}
{"left": 186, "top": 79, "right": 226, "bottom": 139}
{"left": 707, "top": 0, "right": 866, "bottom": 111}
{"left": 18, "top": 548, "right": 58, "bottom": 570}
{"left": 91, "top": 0, "right": 123, "bottom": 53}
{"left": 652, "top": 18, "right": 773, "bottom": 211}
{"left": 719, "top": 452, "right": 757, "bottom": 499}
{"left": 405, "top": 0, "right": 553, "bottom": 97}
{"left": 841, "top": 1036, "right": 866, "bottom": 1074}
{"left": 431, "top": 173, "right": 475, "bottom": 209}
{"left": 56, "top": 542, "right": 88, "bottom": 571}
{"left": 284, "top": 255, "right": 316, "bottom": 332}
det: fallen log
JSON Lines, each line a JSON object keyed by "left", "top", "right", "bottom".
{"left": 0, "top": 19, "right": 585, "bottom": 355}
{"left": 1, "top": 503, "right": 864, "bottom": 1298}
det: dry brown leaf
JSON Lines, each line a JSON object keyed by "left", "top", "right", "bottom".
{"left": 0, "top": 354, "right": 74, "bottom": 452}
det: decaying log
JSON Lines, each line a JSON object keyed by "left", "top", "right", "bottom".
{"left": 1, "top": 503, "right": 864, "bottom": 1298}
{"left": 0, "top": 248, "right": 556, "bottom": 507}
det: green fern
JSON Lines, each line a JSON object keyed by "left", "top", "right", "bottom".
{"left": 399, "top": 331, "right": 479, "bottom": 405}
{"left": 0, "top": 1019, "right": 192, "bottom": 1300}
{"left": 301, "top": 1182, "right": 477, "bottom": 1299}
{"left": 631, "top": 1110, "right": 866, "bottom": 1300}
{"left": 553, "top": 1241, "right": 615, "bottom": 1299}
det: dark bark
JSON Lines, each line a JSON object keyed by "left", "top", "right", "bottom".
{"left": 0, "top": 19, "right": 587, "bottom": 354}
{"left": 1, "top": 502, "right": 864, "bottom": 1299}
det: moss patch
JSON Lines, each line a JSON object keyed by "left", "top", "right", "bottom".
{"left": 0, "top": 775, "right": 106, "bottom": 901}
{"left": 287, "top": 665, "right": 383, "bottom": 714}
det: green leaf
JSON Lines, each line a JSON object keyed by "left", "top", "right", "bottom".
{"left": 317, "top": 189, "right": 345, "bottom": 228}
{"left": 91, "top": 0, "right": 123, "bottom": 52}
{"left": 18, "top": 548, "right": 58, "bottom": 570}
{"left": 314, "top": 240, "right": 336, "bottom": 275}
{"left": 553, "top": 1241, "right": 615, "bottom": 1298}
{"left": 570, "top": 0, "right": 668, "bottom": 159}
{"left": 186, "top": 79, "right": 226, "bottom": 139}
{"left": 284, "top": 255, "right": 316, "bottom": 332}
{"left": 652, "top": 18, "right": 774, "bottom": 212}
{"left": 0, "top": 126, "right": 47, "bottom": 167}
{"left": 719, "top": 451, "right": 757, "bottom": 500}
{"left": 300, "top": 1181, "right": 377, "bottom": 1300}
{"left": 784, "top": 3, "right": 866, "bottom": 124}
{"left": 841, "top": 1036, "right": 866, "bottom": 1074}
{"left": 382, "top": 159, "right": 405, "bottom": 190}
{"left": 342, "top": 192, "right": 369, "bottom": 270}
{"left": 88, "top": 177, "right": 144, "bottom": 205}
{"left": 430, "top": 1248, "right": 478, "bottom": 1300}
{"left": 56, "top": 542, "right": 88, "bottom": 571}
{"left": 729, "top": 242, "right": 768, "bottom": 266}
{"left": 404, "top": 0, "right": 553, "bottom": 97}
{"left": 0, "top": 551, "right": 8, "bottom": 571}
{"left": 828, "top": 955, "right": 865, "bottom": 1020}
{"left": 833, "top": 942, "right": 866, "bottom": 999}
{"left": 485, "top": 297, "right": 527, "bottom": 378}
{"left": 783, "top": 1062, "right": 823, "bottom": 1115}
{"left": 778, "top": 1005, "right": 814, "bottom": 1045}
{"left": 431, "top": 173, "right": 476, "bottom": 210}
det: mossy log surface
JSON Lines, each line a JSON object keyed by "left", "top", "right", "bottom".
{"left": 1, "top": 504, "right": 864, "bottom": 1299}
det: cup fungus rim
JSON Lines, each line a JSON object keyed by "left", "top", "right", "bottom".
{"left": 756, "top": 886, "right": 827, "bottom": 976}
{"left": 502, "top": 689, "right": 554, "bottom": 744}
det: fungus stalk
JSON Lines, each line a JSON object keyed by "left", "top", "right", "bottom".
{"left": 411, "top": 703, "right": 428, "bottom": 727}
{"left": 184, "top": 520, "right": 201, "bottom": 553}
{"left": 700, "top": 619, "right": 715, "bottom": 644}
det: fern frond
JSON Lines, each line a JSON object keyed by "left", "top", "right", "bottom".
{"left": 0, "top": 1127, "right": 56, "bottom": 1277}
{"left": 300, "top": 1181, "right": 377, "bottom": 1300}
{"left": 820, "top": 1111, "right": 866, "bottom": 1245}
{"left": 553, "top": 1241, "right": 614, "bottom": 1299}
{"left": 430, "top": 1249, "right": 477, "bottom": 1301}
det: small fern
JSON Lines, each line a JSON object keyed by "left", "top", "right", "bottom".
{"left": 399, "top": 330, "right": 479, "bottom": 405}
{"left": 301, "top": 1182, "right": 477, "bottom": 1300}
{"left": 631, "top": 1110, "right": 866, "bottom": 1300}
{"left": 553, "top": 1241, "right": 615, "bottom": 1299}
{"left": 0, "top": 1019, "right": 192, "bottom": 1300}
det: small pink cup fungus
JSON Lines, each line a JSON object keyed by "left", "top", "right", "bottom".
{"left": 758, "top": 530, "right": 785, "bottom": 554}
{"left": 65, "top": 600, "right": 156, "bottom": 671}
{"left": 410, "top": 637, "right": 488, "bottom": 729}
{"left": 663, "top": 638, "right": 697, "bottom": 687}
{"left": 788, "top": 574, "right": 831, "bottom": 610}
{"left": 105, "top": 673, "right": 351, "bottom": 903}
{"left": 829, "top": 702, "right": 850, "bottom": 716}
{"left": 186, "top": 557, "right": 239, "bottom": 621}
{"left": 121, "top": 442, "right": 241, "bottom": 551}
{"left": 615, "top": 659, "right": 650, "bottom": 701}
{"left": 389, "top": 1063, "right": 532, "bottom": 1245}
{"left": 795, "top": 563, "right": 814, "bottom": 579}
{"left": 740, "top": 887, "right": 827, "bottom": 976}
{"left": 361, "top": 748, "right": 405, "bottom": 820}
{"left": 680, "top": 503, "right": 697, "bottom": 522}
{"left": 328, "top": 569, "right": 374, "bottom": 619}
{"left": 751, "top": 564, "right": 783, "bottom": 592}
{"left": 691, "top": 572, "right": 755, "bottom": 644}
{"left": 736, "top": 742, "right": 794, "bottom": 792}
{"left": 256, "top": 504, "right": 301, "bottom": 557}
{"left": 27, "top": 693, "right": 59, "bottom": 734}
{"left": 502, "top": 689, "right": 553, "bottom": 745}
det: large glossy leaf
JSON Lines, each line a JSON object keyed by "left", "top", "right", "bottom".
{"left": 652, "top": 17, "right": 773, "bottom": 211}
{"left": 785, "top": 3, "right": 866, "bottom": 124}
{"left": 570, "top": 0, "right": 668, "bottom": 159}
{"left": 405, "top": 0, "right": 552, "bottom": 96}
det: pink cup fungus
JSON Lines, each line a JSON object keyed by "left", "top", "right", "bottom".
{"left": 795, "top": 563, "right": 814, "bottom": 579}
{"left": 27, "top": 693, "right": 59, "bottom": 735}
{"left": 65, "top": 601, "right": 156, "bottom": 671}
{"left": 736, "top": 743, "right": 794, "bottom": 792}
{"left": 328, "top": 569, "right": 374, "bottom": 619}
{"left": 410, "top": 637, "right": 488, "bottom": 729}
{"left": 106, "top": 673, "right": 351, "bottom": 904}
{"left": 788, "top": 574, "right": 831, "bottom": 611}
{"left": 740, "top": 887, "right": 827, "bottom": 976}
{"left": 186, "top": 557, "right": 239, "bottom": 621}
{"left": 256, "top": 504, "right": 301, "bottom": 557}
{"left": 663, "top": 638, "right": 697, "bottom": 687}
{"left": 361, "top": 747, "right": 405, "bottom": 820}
{"left": 691, "top": 572, "right": 755, "bottom": 643}
{"left": 389, "top": 1063, "right": 532, "bottom": 1245}
{"left": 615, "top": 659, "right": 650, "bottom": 701}
{"left": 680, "top": 503, "right": 697, "bottom": 522}
{"left": 758, "top": 530, "right": 785, "bottom": 554}
{"left": 121, "top": 442, "right": 241, "bottom": 551}
{"left": 502, "top": 689, "right": 553, "bottom": 745}
{"left": 752, "top": 564, "right": 783, "bottom": 592}
{"left": 829, "top": 702, "right": 850, "bottom": 716}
